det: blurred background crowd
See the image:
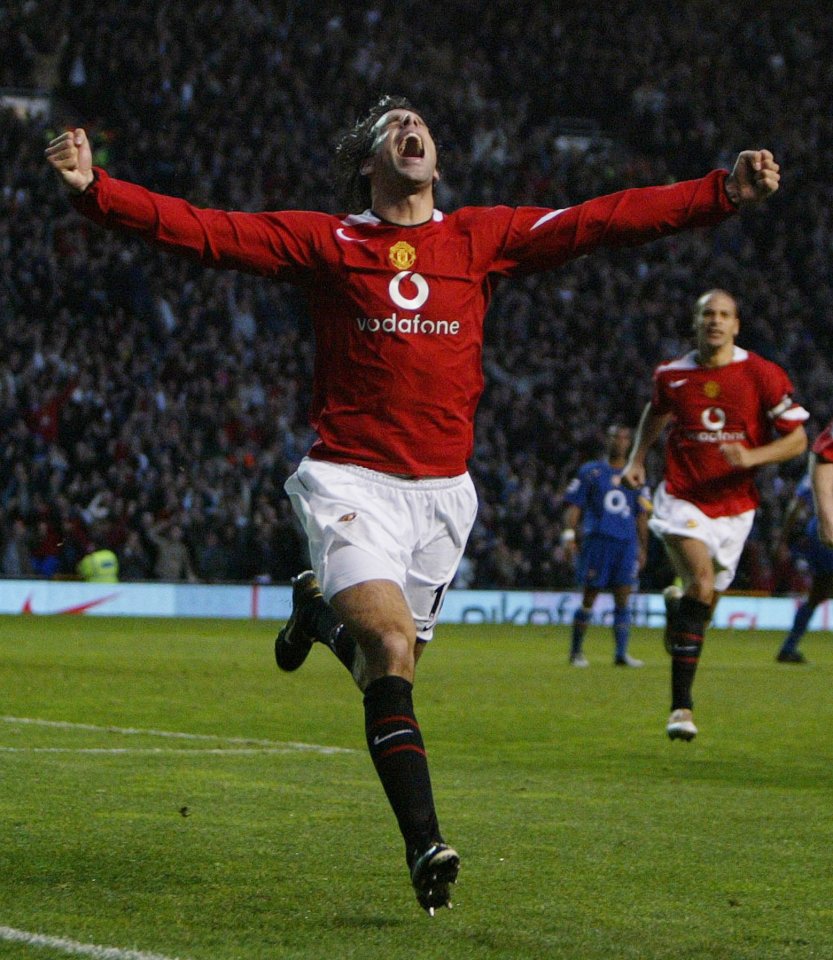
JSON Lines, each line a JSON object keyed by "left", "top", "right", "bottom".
{"left": 2, "top": 0, "right": 832, "bottom": 592}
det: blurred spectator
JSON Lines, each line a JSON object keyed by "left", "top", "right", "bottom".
{"left": 146, "top": 518, "right": 197, "bottom": 582}
{"left": 118, "top": 529, "right": 153, "bottom": 581}
{"left": 2, "top": 516, "right": 34, "bottom": 577}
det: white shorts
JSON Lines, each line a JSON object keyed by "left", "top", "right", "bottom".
{"left": 648, "top": 482, "right": 755, "bottom": 592}
{"left": 284, "top": 458, "right": 478, "bottom": 641}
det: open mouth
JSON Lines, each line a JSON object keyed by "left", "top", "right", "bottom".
{"left": 398, "top": 133, "right": 425, "bottom": 158}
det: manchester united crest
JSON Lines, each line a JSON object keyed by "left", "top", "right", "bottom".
{"left": 389, "top": 241, "right": 416, "bottom": 270}
{"left": 703, "top": 381, "right": 720, "bottom": 399}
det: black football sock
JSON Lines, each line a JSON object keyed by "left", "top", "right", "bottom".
{"left": 570, "top": 607, "right": 591, "bottom": 657}
{"left": 363, "top": 675, "right": 441, "bottom": 856}
{"left": 668, "top": 595, "right": 710, "bottom": 710}
{"left": 305, "top": 598, "right": 357, "bottom": 671}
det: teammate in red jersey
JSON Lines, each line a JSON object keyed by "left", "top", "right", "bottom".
{"left": 623, "top": 290, "right": 808, "bottom": 742}
{"left": 47, "top": 97, "right": 781, "bottom": 912}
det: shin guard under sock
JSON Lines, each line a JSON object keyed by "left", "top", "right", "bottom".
{"left": 363, "top": 675, "right": 440, "bottom": 851}
{"left": 669, "top": 595, "right": 710, "bottom": 710}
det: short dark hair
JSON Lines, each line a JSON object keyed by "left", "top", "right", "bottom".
{"left": 334, "top": 94, "right": 418, "bottom": 211}
{"left": 693, "top": 288, "right": 739, "bottom": 317}
{"left": 607, "top": 423, "right": 630, "bottom": 437}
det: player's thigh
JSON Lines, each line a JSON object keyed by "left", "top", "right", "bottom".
{"left": 607, "top": 537, "right": 639, "bottom": 591}
{"left": 405, "top": 533, "right": 468, "bottom": 640}
{"left": 664, "top": 534, "right": 715, "bottom": 594}
{"left": 576, "top": 536, "right": 609, "bottom": 588}
{"left": 711, "top": 511, "right": 755, "bottom": 591}
{"left": 330, "top": 577, "right": 417, "bottom": 680}
{"left": 284, "top": 458, "right": 412, "bottom": 596}
{"left": 406, "top": 483, "right": 478, "bottom": 640}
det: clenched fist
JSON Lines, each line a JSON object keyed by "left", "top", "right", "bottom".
{"left": 44, "top": 128, "right": 94, "bottom": 194}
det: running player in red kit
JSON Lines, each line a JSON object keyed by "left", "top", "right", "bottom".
{"left": 47, "top": 97, "right": 781, "bottom": 913}
{"left": 623, "top": 290, "right": 808, "bottom": 742}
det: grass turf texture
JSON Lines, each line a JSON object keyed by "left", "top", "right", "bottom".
{"left": 1, "top": 615, "right": 831, "bottom": 960}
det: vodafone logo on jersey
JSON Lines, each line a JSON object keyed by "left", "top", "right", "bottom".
{"left": 389, "top": 270, "right": 429, "bottom": 310}
{"left": 701, "top": 406, "right": 726, "bottom": 431}
{"left": 355, "top": 244, "right": 461, "bottom": 336}
{"left": 689, "top": 406, "right": 746, "bottom": 443}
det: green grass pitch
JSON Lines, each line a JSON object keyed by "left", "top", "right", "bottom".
{"left": 1, "top": 614, "right": 831, "bottom": 960}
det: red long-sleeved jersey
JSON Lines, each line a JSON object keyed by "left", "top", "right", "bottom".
{"left": 73, "top": 167, "right": 736, "bottom": 476}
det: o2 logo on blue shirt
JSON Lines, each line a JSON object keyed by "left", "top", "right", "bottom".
{"left": 604, "top": 488, "right": 632, "bottom": 517}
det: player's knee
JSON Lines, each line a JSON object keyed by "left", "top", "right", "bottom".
{"left": 359, "top": 627, "right": 417, "bottom": 681}
{"left": 689, "top": 576, "right": 715, "bottom": 605}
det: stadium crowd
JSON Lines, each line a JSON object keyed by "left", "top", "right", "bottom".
{"left": 2, "top": 0, "right": 832, "bottom": 591}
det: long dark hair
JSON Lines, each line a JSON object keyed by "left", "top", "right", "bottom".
{"left": 334, "top": 94, "right": 419, "bottom": 211}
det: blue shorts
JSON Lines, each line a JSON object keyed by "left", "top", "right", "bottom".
{"left": 806, "top": 518, "right": 833, "bottom": 575}
{"left": 576, "top": 533, "right": 639, "bottom": 590}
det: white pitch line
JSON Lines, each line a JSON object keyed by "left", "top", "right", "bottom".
{"left": 0, "top": 925, "right": 188, "bottom": 960}
{"left": 0, "top": 716, "right": 356, "bottom": 755}
{"left": 0, "top": 746, "right": 307, "bottom": 755}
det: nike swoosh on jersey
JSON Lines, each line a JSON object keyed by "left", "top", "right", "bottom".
{"left": 372, "top": 729, "right": 413, "bottom": 746}
{"left": 336, "top": 228, "right": 370, "bottom": 243}
{"left": 530, "top": 208, "right": 567, "bottom": 231}
{"left": 670, "top": 379, "right": 689, "bottom": 388}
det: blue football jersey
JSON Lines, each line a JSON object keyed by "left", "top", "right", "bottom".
{"left": 564, "top": 460, "right": 649, "bottom": 541}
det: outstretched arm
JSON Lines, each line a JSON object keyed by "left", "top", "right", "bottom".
{"left": 499, "top": 153, "right": 780, "bottom": 275}
{"left": 622, "top": 403, "right": 671, "bottom": 489}
{"left": 45, "top": 128, "right": 319, "bottom": 277}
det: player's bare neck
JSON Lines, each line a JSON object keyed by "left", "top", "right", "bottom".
{"left": 370, "top": 187, "right": 435, "bottom": 226}
{"left": 697, "top": 343, "right": 734, "bottom": 368}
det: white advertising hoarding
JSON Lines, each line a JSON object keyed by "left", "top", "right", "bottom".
{"left": 0, "top": 580, "right": 829, "bottom": 631}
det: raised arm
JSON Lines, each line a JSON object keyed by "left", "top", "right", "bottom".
{"left": 498, "top": 150, "right": 780, "bottom": 276}
{"left": 45, "top": 128, "right": 318, "bottom": 277}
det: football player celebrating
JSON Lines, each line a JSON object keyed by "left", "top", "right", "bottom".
{"left": 47, "top": 98, "right": 781, "bottom": 912}
{"left": 623, "top": 290, "right": 808, "bottom": 741}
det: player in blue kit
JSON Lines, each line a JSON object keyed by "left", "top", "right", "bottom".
{"left": 775, "top": 457, "right": 833, "bottom": 664}
{"left": 561, "top": 424, "right": 650, "bottom": 667}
